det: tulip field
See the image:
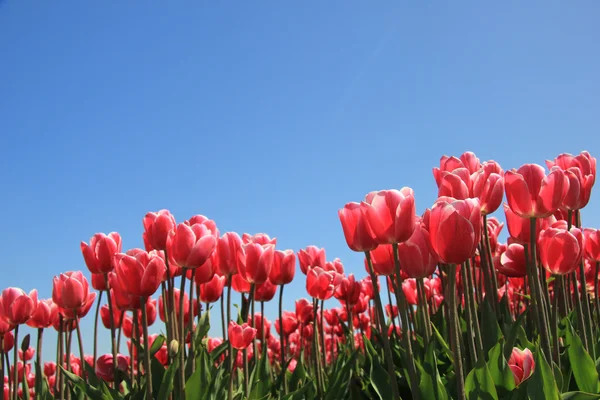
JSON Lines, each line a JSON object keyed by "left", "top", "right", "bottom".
{"left": 2, "top": 150, "right": 600, "bottom": 400}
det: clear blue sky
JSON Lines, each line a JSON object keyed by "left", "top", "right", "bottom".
{"left": 1, "top": 1, "right": 599, "bottom": 362}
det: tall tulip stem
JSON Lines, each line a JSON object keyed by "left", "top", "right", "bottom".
{"left": 528, "top": 218, "right": 553, "bottom": 362}
{"left": 74, "top": 315, "right": 87, "bottom": 383}
{"left": 391, "top": 244, "right": 420, "bottom": 400}
{"left": 464, "top": 260, "right": 483, "bottom": 360}
{"left": 595, "top": 262, "right": 600, "bottom": 334}
{"left": 11, "top": 325, "right": 18, "bottom": 400}
{"left": 312, "top": 298, "right": 323, "bottom": 397}
{"left": 103, "top": 273, "right": 118, "bottom": 385}
{"left": 141, "top": 297, "right": 153, "bottom": 400}
{"left": 189, "top": 269, "right": 197, "bottom": 372}
{"left": 36, "top": 328, "right": 44, "bottom": 384}
{"left": 366, "top": 250, "right": 400, "bottom": 400}
{"left": 92, "top": 290, "right": 103, "bottom": 368}
{"left": 447, "top": 264, "right": 466, "bottom": 400}
{"left": 178, "top": 269, "right": 188, "bottom": 397}
{"left": 226, "top": 276, "right": 233, "bottom": 371}
{"left": 278, "top": 284, "right": 288, "bottom": 395}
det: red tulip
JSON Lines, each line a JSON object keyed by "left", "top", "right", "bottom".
{"left": 504, "top": 164, "right": 568, "bottom": 218}
{"left": 228, "top": 321, "right": 257, "bottom": 350}
{"left": 26, "top": 298, "right": 54, "bottom": 329}
{"left": 583, "top": 228, "right": 600, "bottom": 262}
{"left": 325, "top": 258, "right": 344, "bottom": 275}
{"left": 334, "top": 274, "right": 361, "bottom": 306}
{"left": 52, "top": 271, "right": 91, "bottom": 311}
{"left": 232, "top": 273, "right": 251, "bottom": 294}
{"left": 167, "top": 222, "right": 217, "bottom": 269}
{"left": 0, "top": 316, "right": 14, "bottom": 335}
{"left": 427, "top": 197, "right": 482, "bottom": 265}
{"left": 367, "top": 244, "right": 395, "bottom": 276}
{"left": 199, "top": 274, "right": 226, "bottom": 303}
{"left": 2, "top": 331, "right": 14, "bottom": 352}
{"left": 91, "top": 273, "right": 108, "bottom": 291}
{"left": 339, "top": 202, "right": 378, "bottom": 252}
{"left": 472, "top": 161, "right": 504, "bottom": 215}
{"left": 95, "top": 354, "right": 129, "bottom": 382}
{"left": 142, "top": 210, "right": 176, "bottom": 251}
{"left": 539, "top": 224, "right": 584, "bottom": 275}
{"left": 114, "top": 249, "right": 166, "bottom": 298}
{"left": 216, "top": 232, "right": 244, "bottom": 277}
{"left": 252, "top": 313, "right": 271, "bottom": 339}
{"left": 109, "top": 273, "right": 142, "bottom": 311}
{"left": 188, "top": 249, "right": 217, "bottom": 285}
{"left": 508, "top": 347, "right": 534, "bottom": 386}
{"left": 438, "top": 169, "right": 471, "bottom": 200}
{"left": 270, "top": 250, "right": 296, "bottom": 285}
{"left": 238, "top": 243, "right": 275, "bottom": 285}
{"left": 306, "top": 267, "right": 336, "bottom": 300}
{"left": 498, "top": 243, "right": 527, "bottom": 277}
{"left": 242, "top": 233, "right": 277, "bottom": 246}
{"left": 255, "top": 279, "right": 277, "bottom": 302}
{"left": 185, "top": 215, "right": 219, "bottom": 237}
{"left": 159, "top": 289, "right": 193, "bottom": 325}
{"left": 486, "top": 217, "right": 504, "bottom": 253}
{"left": 360, "top": 188, "right": 416, "bottom": 244}
{"left": 402, "top": 279, "right": 418, "bottom": 305}
{"left": 44, "top": 362, "right": 56, "bottom": 377}
{"left": 397, "top": 223, "right": 438, "bottom": 279}
{"left": 561, "top": 167, "right": 594, "bottom": 210}
{"left": 80, "top": 232, "right": 122, "bottom": 274}
{"left": 18, "top": 347, "right": 35, "bottom": 361}
{"left": 0, "top": 288, "right": 38, "bottom": 325}
{"left": 295, "top": 299, "right": 313, "bottom": 324}
{"left": 504, "top": 203, "right": 556, "bottom": 244}
{"left": 100, "top": 303, "right": 123, "bottom": 329}
{"left": 547, "top": 151, "right": 596, "bottom": 178}
{"left": 276, "top": 311, "right": 299, "bottom": 336}
{"left": 297, "top": 246, "right": 326, "bottom": 275}
{"left": 433, "top": 152, "right": 481, "bottom": 186}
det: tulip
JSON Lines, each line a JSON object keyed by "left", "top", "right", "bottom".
{"left": 547, "top": 151, "right": 596, "bottom": 178}
{"left": 561, "top": 167, "right": 594, "bottom": 211}
{"left": 228, "top": 321, "right": 257, "bottom": 350}
{"left": 338, "top": 202, "right": 378, "bottom": 252}
{"left": 185, "top": 215, "right": 219, "bottom": 237}
{"left": 199, "top": 275, "right": 226, "bottom": 304}
{"left": 497, "top": 243, "right": 527, "bottom": 278}
{"left": 0, "top": 288, "right": 38, "bottom": 325}
{"left": 297, "top": 246, "right": 326, "bottom": 275}
{"left": 95, "top": 354, "right": 129, "bottom": 382}
{"left": 508, "top": 348, "right": 534, "bottom": 386}
{"left": 52, "top": 271, "right": 92, "bottom": 312}
{"left": 360, "top": 188, "right": 416, "bottom": 244}
{"left": 270, "top": 250, "right": 296, "bottom": 286}
{"left": 143, "top": 210, "right": 176, "bottom": 251}
{"left": 217, "top": 232, "right": 244, "bottom": 277}
{"left": 334, "top": 274, "right": 362, "bottom": 306}
{"left": 584, "top": 229, "right": 600, "bottom": 262}
{"left": 538, "top": 225, "right": 584, "bottom": 275}
{"left": 504, "top": 203, "right": 556, "bottom": 244}
{"left": 242, "top": 233, "right": 277, "bottom": 246}
{"left": 438, "top": 169, "right": 471, "bottom": 200}
{"left": 306, "top": 267, "right": 336, "bottom": 300}
{"left": 255, "top": 279, "right": 277, "bottom": 302}
{"left": 238, "top": 243, "right": 275, "bottom": 285}
{"left": 114, "top": 249, "right": 167, "bottom": 298}
{"left": 427, "top": 197, "right": 482, "bottom": 265}
{"left": 295, "top": 299, "right": 313, "bottom": 325}
{"left": 433, "top": 152, "right": 481, "bottom": 187}
{"left": 26, "top": 298, "right": 53, "bottom": 329}
{"left": 397, "top": 223, "right": 438, "bottom": 279}
{"left": 167, "top": 222, "right": 218, "bottom": 269}
{"left": 44, "top": 362, "right": 56, "bottom": 377}
{"left": 81, "top": 232, "right": 122, "bottom": 274}
{"left": 232, "top": 273, "right": 251, "bottom": 294}
{"left": 18, "top": 347, "right": 34, "bottom": 362}
{"left": 504, "top": 164, "right": 568, "bottom": 218}
{"left": 91, "top": 273, "right": 108, "bottom": 291}
{"left": 367, "top": 244, "right": 395, "bottom": 276}
{"left": 472, "top": 161, "right": 504, "bottom": 215}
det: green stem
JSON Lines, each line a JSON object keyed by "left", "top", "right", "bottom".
{"left": 74, "top": 315, "right": 87, "bottom": 383}
{"left": 104, "top": 273, "right": 118, "bottom": 387}
{"left": 178, "top": 269, "right": 188, "bottom": 397}
{"left": 460, "top": 264, "right": 477, "bottom": 366}
{"left": 141, "top": 297, "right": 153, "bottom": 400}
{"left": 447, "top": 264, "right": 466, "bottom": 400}
{"left": 92, "top": 291, "right": 103, "bottom": 369}
{"left": 312, "top": 298, "right": 323, "bottom": 398}
{"left": 12, "top": 325, "right": 18, "bottom": 400}
{"left": 465, "top": 260, "right": 483, "bottom": 360}
{"left": 366, "top": 250, "right": 401, "bottom": 400}
{"left": 279, "top": 284, "right": 288, "bottom": 395}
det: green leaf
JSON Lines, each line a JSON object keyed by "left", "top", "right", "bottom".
{"left": 504, "top": 311, "right": 528, "bottom": 359}
{"left": 288, "top": 350, "right": 307, "bottom": 392}
{"left": 565, "top": 322, "right": 600, "bottom": 393}
{"left": 364, "top": 335, "right": 393, "bottom": 400}
{"left": 431, "top": 323, "right": 455, "bottom": 364}
{"left": 282, "top": 380, "right": 314, "bottom": 400}
{"left": 481, "top": 297, "right": 503, "bottom": 357}
{"left": 249, "top": 346, "right": 271, "bottom": 399}
{"left": 149, "top": 334, "right": 166, "bottom": 358}
{"left": 561, "top": 392, "right": 600, "bottom": 400}
{"left": 59, "top": 366, "right": 111, "bottom": 400}
{"left": 487, "top": 340, "right": 516, "bottom": 396}
{"left": 157, "top": 351, "right": 180, "bottom": 400}
{"left": 527, "top": 345, "right": 560, "bottom": 400}
{"left": 34, "top": 361, "right": 51, "bottom": 400}
{"left": 325, "top": 350, "right": 359, "bottom": 400}
{"left": 464, "top": 357, "right": 499, "bottom": 400}
{"left": 416, "top": 340, "right": 449, "bottom": 400}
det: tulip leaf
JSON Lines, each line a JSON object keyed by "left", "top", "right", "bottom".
{"left": 325, "top": 350, "right": 359, "bottom": 400}
{"left": 417, "top": 340, "right": 449, "bottom": 400}
{"left": 487, "top": 340, "right": 516, "bottom": 396}
{"left": 431, "top": 323, "right": 455, "bottom": 364}
{"left": 282, "top": 379, "right": 314, "bottom": 400}
{"left": 34, "top": 361, "right": 51, "bottom": 400}
{"left": 565, "top": 322, "right": 600, "bottom": 393}
{"left": 504, "top": 310, "right": 527, "bottom": 359}
{"left": 527, "top": 345, "right": 560, "bottom": 400}
{"left": 288, "top": 350, "right": 307, "bottom": 392}
{"left": 561, "top": 392, "right": 600, "bottom": 400}
{"left": 364, "top": 335, "right": 394, "bottom": 400}
{"left": 249, "top": 343, "right": 271, "bottom": 399}
{"left": 481, "top": 297, "right": 503, "bottom": 357}
{"left": 149, "top": 334, "right": 166, "bottom": 358}
{"left": 464, "top": 357, "right": 499, "bottom": 400}
{"left": 157, "top": 351, "right": 179, "bottom": 400}
{"left": 59, "top": 365, "right": 111, "bottom": 400}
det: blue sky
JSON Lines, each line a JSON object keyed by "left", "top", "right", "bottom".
{"left": 1, "top": 1, "right": 599, "bottom": 362}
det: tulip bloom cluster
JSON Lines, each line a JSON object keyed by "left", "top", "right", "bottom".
{"left": 0, "top": 150, "right": 597, "bottom": 400}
